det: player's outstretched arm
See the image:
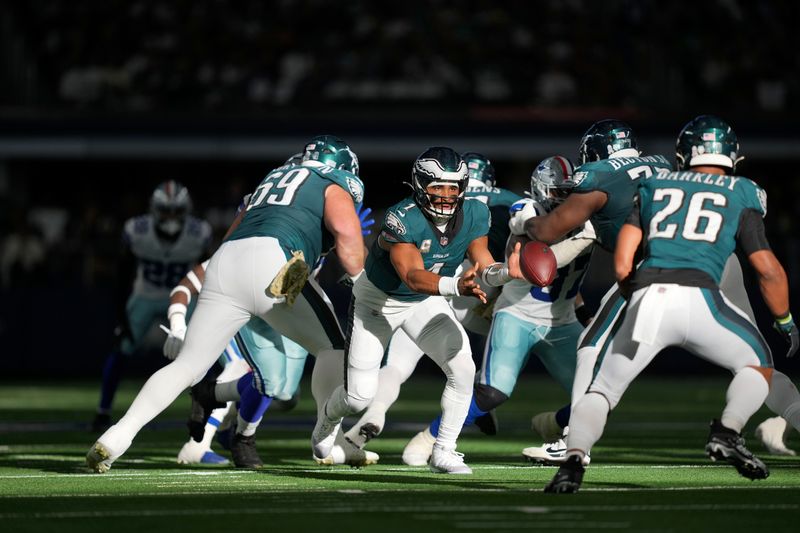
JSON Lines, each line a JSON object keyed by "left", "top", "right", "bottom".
{"left": 387, "top": 241, "right": 486, "bottom": 302}
{"left": 324, "top": 185, "right": 366, "bottom": 279}
{"left": 162, "top": 262, "right": 207, "bottom": 360}
{"left": 525, "top": 191, "right": 605, "bottom": 244}
{"left": 468, "top": 235, "right": 523, "bottom": 288}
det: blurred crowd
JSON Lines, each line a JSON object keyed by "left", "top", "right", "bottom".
{"left": 5, "top": 0, "right": 797, "bottom": 114}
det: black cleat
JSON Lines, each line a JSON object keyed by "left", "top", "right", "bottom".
{"left": 544, "top": 455, "right": 585, "bottom": 493}
{"left": 358, "top": 423, "right": 381, "bottom": 444}
{"left": 705, "top": 419, "right": 769, "bottom": 480}
{"left": 231, "top": 433, "right": 263, "bottom": 468}
{"left": 90, "top": 413, "right": 112, "bottom": 433}
{"left": 189, "top": 378, "right": 225, "bottom": 441}
{"left": 474, "top": 410, "right": 499, "bottom": 436}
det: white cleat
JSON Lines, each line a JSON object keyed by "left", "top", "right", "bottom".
{"left": 311, "top": 415, "right": 342, "bottom": 461}
{"left": 402, "top": 428, "right": 436, "bottom": 466}
{"left": 315, "top": 433, "right": 380, "bottom": 467}
{"left": 177, "top": 439, "right": 230, "bottom": 465}
{"left": 755, "top": 416, "right": 796, "bottom": 456}
{"left": 522, "top": 427, "right": 591, "bottom": 466}
{"left": 429, "top": 444, "right": 472, "bottom": 475}
{"left": 531, "top": 411, "right": 563, "bottom": 442}
{"left": 86, "top": 441, "right": 114, "bottom": 473}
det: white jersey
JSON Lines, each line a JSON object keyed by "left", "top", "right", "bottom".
{"left": 494, "top": 198, "right": 592, "bottom": 326}
{"left": 124, "top": 214, "right": 211, "bottom": 299}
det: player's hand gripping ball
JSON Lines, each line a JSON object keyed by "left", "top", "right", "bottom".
{"left": 520, "top": 241, "right": 557, "bottom": 287}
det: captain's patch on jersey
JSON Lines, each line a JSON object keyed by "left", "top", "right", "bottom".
{"left": 346, "top": 177, "right": 364, "bottom": 204}
{"left": 420, "top": 239, "right": 431, "bottom": 253}
{"left": 385, "top": 211, "right": 406, "bottom": 235}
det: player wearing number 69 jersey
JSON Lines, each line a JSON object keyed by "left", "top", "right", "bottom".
{"left": 87, "top": 135, "right": 366, "bottom": 473}
{"left": 92, "top": 180, "right": 211, "bottom": 432}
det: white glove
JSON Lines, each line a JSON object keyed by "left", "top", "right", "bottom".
{"left": 508, "top": 199, "right": 544, "bottom": 236}
{"left": 162, "top": 314, "right": 187, "bottom": 360}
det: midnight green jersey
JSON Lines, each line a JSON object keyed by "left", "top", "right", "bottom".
{"left": 636, "top": 169, "right": 767, "bottom": 283}
{"left": 572, "top": 155, "right": 672, "bottom": 251}
{"left": 465, "top": 179, "right": 523, "bottom": 260}
{"left": 366, "top": 197, "right": 491, "bottom": 302}
{"left": 227, "top": 162, "right": 365, "bottom": 267}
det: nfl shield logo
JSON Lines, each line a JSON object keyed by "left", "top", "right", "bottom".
{"left": 440, "top": 236, "right": 449, "bottom": 246}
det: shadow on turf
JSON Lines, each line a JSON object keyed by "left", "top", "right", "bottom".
{"left": 260, "top": 467, "right": 516, "bottom": 490}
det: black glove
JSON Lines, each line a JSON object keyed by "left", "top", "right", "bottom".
{"left": 774, "top": 314, "right": 799, "bottom": 358}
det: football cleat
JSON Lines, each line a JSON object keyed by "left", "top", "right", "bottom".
{"left": 544, "top": 454, "right": 585, "bottom": 493}
{"left": 755, "top": 416, "right": 796, "bottom": 456}
{"left": 90, "top": 413, "right": 112, "bottom": 433}
{"left": 177, "top": 439, "right": 229, "bottom": 465}
{"left": 316, "top": 432, "right": 380, "bottom": 467}
{"left": 86, "top": 441, "right": 114, "bottom": 473}
{"left": 429, "top": 445, "right": 472, "bottom": 475}
{"left": 531, "top": 411, "right": 563, "bottom": 442}
{"left": 402, "top": 428, "right": 436, "bottom": 466}
{"left": 230, "top": 433, "right": 263, "bottom": 468}
{"left": 311, "top": 412, "right": 342, "bottom": 461}
{"left": 474, "top": 410, "right": 499, "bottom": 436}
{"left": 523, "top": 427, "right": 591, "bottom": 466}
{"left": 189, "top": 379, "right": 225, "bottom": 441}
{"left": 705, "top": 419, "right": 769, "bottom": 480}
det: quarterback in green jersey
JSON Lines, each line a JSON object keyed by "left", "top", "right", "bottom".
{"left": 88, "top": 135, "right": 366, "bottom": 473}
{"left": 546, "top": 115, "right": 797, "bottom": 493}
{"left": 313, "top": 147, "right": 525, "bottom": 474}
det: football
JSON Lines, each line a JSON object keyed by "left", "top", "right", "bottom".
{"left": 519, "top": 240, "right": 557, "bottom": 287}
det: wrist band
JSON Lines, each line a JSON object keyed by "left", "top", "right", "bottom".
{"left": 776, "top": 313, "right": 793, "bottom": 325}
{"left": 186, "top": 271, "right": 203, "bottom": 292}
{"left": 168, "top": 303, "right": 188, "bottom": 319}
{"left": 170, "top": 285, "right": 192, "bottom": 303}
{"left": 438, "top": 276, "right": 461, "bottom": 297}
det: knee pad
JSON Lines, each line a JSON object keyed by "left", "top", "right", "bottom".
{"left": 474, "top": 383, "right": 509, "bottom": 412}
{"left": 443, "top": 350, "right": 476, "bottom": 387}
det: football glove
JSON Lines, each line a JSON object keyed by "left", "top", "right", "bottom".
{"left": 356, "top": 203, "right": 375, "bottom": 237}
{"left": 774, "top": 314, "right": 799, "bottom": 358}
{"left": 162, "top": 313, "right": 188, "bottom": 360}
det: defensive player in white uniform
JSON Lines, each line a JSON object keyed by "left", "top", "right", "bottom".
{"left": 87, "top": 135, "right": 365, "bottom": 472}
{"left": 92, "top": 180, "right": 211, "bottom": 432}
{"left": 312, "top": 147, "right": 525, "bottom": 474}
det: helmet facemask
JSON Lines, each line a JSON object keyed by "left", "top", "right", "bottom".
{"left": 411, "top": 149, "right": 468, "bottom": 224}
{"left": 151, "top": 180, "right": 191, "bottom": 237}
{"left": 530, "top": 155, "right": 576, "bottom": 210}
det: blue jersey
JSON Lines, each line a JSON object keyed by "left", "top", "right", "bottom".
{"left": 366, "top": 198, "right": 491, "bottom": 302}
{"left": 572, "top": 155, "right": 672, "bottom": 251}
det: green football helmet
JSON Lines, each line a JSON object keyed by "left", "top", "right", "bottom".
{"left": 578, "top": 119, "right": 639, "bottom": 164}
{"left": 411, "top": 146, "right": 468, "bottom": 222}
{"left": 302, "top": 135, "right": 359, "bottom": 176}
{"left": 676, "top": 115, "right": 741, "bottom": 172}
{"left": 461, "top": 151, "right": 496, "bottom": 187}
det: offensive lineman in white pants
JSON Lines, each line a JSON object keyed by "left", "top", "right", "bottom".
{"left": 86, "top": 135, "right": 366, "bottom": 472}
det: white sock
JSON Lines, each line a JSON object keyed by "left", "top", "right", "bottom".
{"left": 100, "top": 359, "right": 197, "bottom": 455}
{"left": 201, "top": 403, "right": 232, "bottom": 447}
{"left": 344, "top": 365, "right": 405, "bottom": 442}
{"left": 766, "top": 370, "right": 800, "bottom": 432}
{"left": 721, "top": 367, "right": 769, "bottom": 433}
{"left": 311, "top": 349, "right": 345, "bottom": 418}
{"left": 236, "top": 413, "right": 261, "bottom": 437}
{"left": 565, "top": 392, "right": 609, "bottom": 456}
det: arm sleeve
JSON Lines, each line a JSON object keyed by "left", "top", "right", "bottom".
{"left": 737, "top": 209, "right": 771, "bottom": 255}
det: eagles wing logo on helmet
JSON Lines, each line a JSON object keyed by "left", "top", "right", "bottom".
{"left": 411, "top": 147, "right": 468, "bottom": 223}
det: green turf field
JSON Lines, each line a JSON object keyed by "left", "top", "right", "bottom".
{"left": 1, "top": 375, "right": 798, "bottom": 532}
